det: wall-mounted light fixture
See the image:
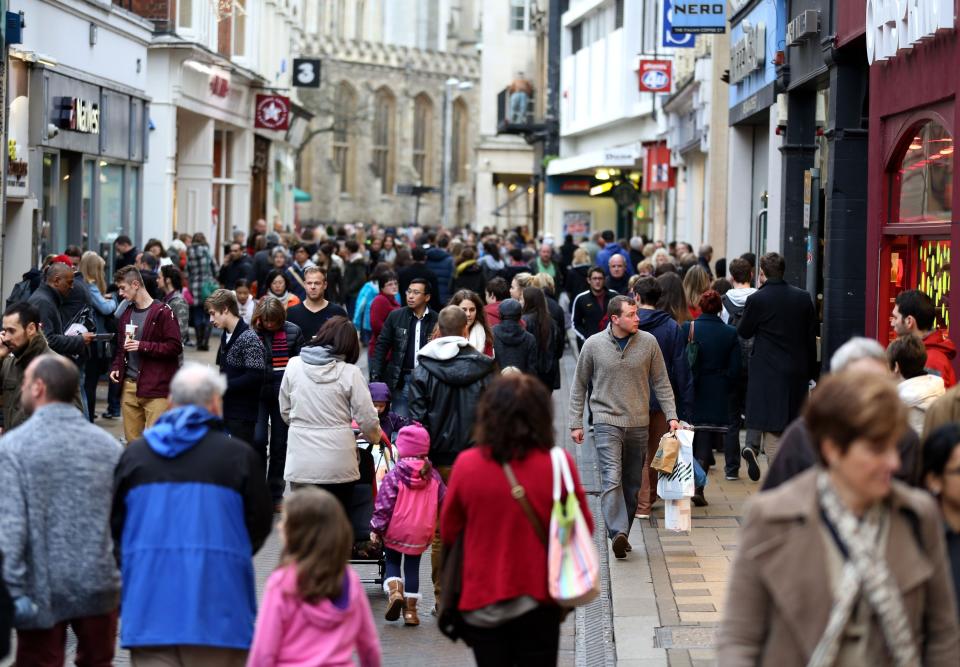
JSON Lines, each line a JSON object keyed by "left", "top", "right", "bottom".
{"left": 89, "top": 23, "right": 98, "bottom": 46}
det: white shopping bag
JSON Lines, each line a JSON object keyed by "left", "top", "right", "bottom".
{"left": 656, "top": 428, "right": 695, "bottom": 499}
{"left": 664, "top": 498, "right": 692, "bottom": 532}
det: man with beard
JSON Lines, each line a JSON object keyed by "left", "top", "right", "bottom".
{"left": 0, "top": 302, "right": 80, "bottom": 432}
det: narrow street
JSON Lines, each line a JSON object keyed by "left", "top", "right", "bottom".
{"left": 20, "top": 341, "right": 762, "bottom": 667}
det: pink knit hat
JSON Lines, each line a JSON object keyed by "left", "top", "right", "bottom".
{"left": 395, "top": 424, "right": 430, "bottom": 458}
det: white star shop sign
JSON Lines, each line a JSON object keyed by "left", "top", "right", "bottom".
{"left": 254, "top": 94, "right": 291, "bottom": 131}
{"left": 866, "top": 0, "right": 955, "bottom": 65}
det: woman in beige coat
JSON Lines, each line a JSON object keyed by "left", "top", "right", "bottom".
{"left": 718, "top": 370, "right": 959, "bottom": 666}
{"left": 280, "top": 316, "right": 381, "bottom": 512}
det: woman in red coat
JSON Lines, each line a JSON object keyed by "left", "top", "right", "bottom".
{"left": 440, "top": 374, "right": 593, "bottom": 666}
{"left": 368, "top": 271, "right": 401, "bottom": 358}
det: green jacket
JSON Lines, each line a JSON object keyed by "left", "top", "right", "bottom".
{"left": 0, "top": 334, "right": 81, "bottom": 431}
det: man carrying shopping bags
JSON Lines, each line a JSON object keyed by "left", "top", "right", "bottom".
{"left": 569, "top": 295, "right": 679, "bottom": 559}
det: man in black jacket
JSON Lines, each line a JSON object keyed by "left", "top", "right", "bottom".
{"left": 572, "top": 266, "right": 618, "bottom": 350}
{"left": 218, "top": 242, "right": 255, "bottom": 289}
{"left": 207, "top": 289, "right": 265, "bottom": 447}
{"left": 28, "top": 263, "right": 94, "bottom": 360}
{"left": 369, "top": 278, "right": 438, "bottom": 417}
{"left": 408, "top": 305, "right": 494, "bottom": 603}
{"left": 737, "top": 252, "right": 818, "bottom": 466}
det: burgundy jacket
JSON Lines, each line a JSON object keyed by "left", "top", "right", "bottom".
{"left": 111, "top": 300, "right": 183, "bottom": 398}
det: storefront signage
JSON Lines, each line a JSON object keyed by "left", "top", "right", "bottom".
{"left": 866, "top": 0, "right": 955, "bottom": 65}
{"left": 292, "top": 58, "right": 321, "bottom": 88}
{"left": 663, "top": 0, "right": 696, "bottom": 48}
{"left": 254, "top": 94, "right": 291, "bottom": 131}
{"left": 603, "top": 149, "right": 640, "bottom": 164}
{"left": 787, "top": 9, "right": 819, "bottom": 46}
{"left": 644, "top": 145, "right": 675, "bottom": 192}
{"left": 209, "top": 75, "right": 230, "bottom": 97}
{"left": 729, "top": 0, "right": 750, "bottom": 14}
{"left": 560, "top": 179, "right": 592, "bottom": 193}
{"left": 730, "top": 21, "right": 766, "bottom": 84}
{"left": 670, "top": 1, "right": 728, "bottom": 34}
{"left": 638, "top": 60, "right": 673, "bottom": 93}
{"left": 56, "top": 97, "right": 100, "bottom": 134}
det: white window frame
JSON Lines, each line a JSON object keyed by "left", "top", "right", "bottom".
{"left": 509, "top": 0, "right": 532, "bottom": 32}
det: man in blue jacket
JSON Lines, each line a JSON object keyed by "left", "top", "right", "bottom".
{"left": 111, "top": 363, "right": 272, "bottom": 666}
{"left": 424, "top": 233, "right": 455, "bottom": 304}
{"left": 634, "top": 277, "right": 693, "bottom": 518}
{"left": 595, "top": 230, "right": 634, "bottom": 277}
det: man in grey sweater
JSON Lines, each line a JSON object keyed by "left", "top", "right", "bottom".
{"left": 570, "top": 295, "right": 678, "bottom": 559}
{"left": 0, "top": 354, "right": 123, "bottom": 664}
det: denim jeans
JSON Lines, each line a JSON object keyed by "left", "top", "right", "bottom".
{"left": 391, "top": 372, "right": 413, "bottom": 418}
{"left": 593, "top": 423, "right": 648, "bottom": 539}
{"left": 385, "top": 547, "right": 421, "bottom": 594}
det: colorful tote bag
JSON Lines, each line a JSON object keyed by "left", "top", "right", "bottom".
{"left": 548, "top": 447, "right": 600, "bottom": 607}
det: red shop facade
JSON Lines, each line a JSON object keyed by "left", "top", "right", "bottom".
{"left": 866, "top": 4, "right": 957, "bottom": 356}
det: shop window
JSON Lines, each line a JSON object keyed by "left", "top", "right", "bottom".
{"left": 510, "top": 0, "right": 531, "bottom": 31}
{"left": 571, "top": 23, "right": 582, "bottom": 53}
{"left": 615, "top": 0, "right": 624, "bottom": 29}
{"left": 372, "top": 87, "right": 395, "bottom": 195}
{"left": 128, "top": 167, "right": 140, "bottom": 242}
{"left": 332, "top": 82, "right": 357, "bottom": 194}
{"left": 232, "top": 0, "right": 247, "bottom": 58}
{"left": 451, "top": 98, "right": 468, "bottom": 184}
{"left": 893, "top": 121, "right": 953, "bottom": 224}
{"left": 884, "top": 236, "right": 951, "bottom": 340}
{"left": 41, "top": 153, "right": 59, "bottom": 259}
{"left": 179, "top": 0, "right": 193, "bottom": 29}
{"left": 412, "top": 93, "right": 433, "bottom": 185}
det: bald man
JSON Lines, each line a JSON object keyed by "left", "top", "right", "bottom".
{"left": 27, "top": 263, "right": 94, "bottom": 360}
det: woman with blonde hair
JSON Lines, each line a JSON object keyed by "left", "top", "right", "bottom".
{"left": 683, "top": 265, "right": 711, "bottom": 320}
{"left": 79, "top": 251, "right": 118, "bottom": 421}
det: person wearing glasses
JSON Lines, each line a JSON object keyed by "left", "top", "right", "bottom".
{"left": 571, "top": 266, "right": 619, "bottom": 351}
{"left": 370, "top": 278, "right": 438, "bottom": 417}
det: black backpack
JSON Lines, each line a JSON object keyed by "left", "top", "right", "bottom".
{"left": 5, "top": 278, "right": 34, "bottom": 309}
{"left": 722, "top": 295, "right": 753, "bottom": 377}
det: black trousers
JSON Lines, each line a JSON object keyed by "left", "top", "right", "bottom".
{"left": 224, "top": 418, "right": 257, "bottom": 451}
{"left": 464, "top": 606, "right": 562, "bottom": 667}
{"left": 254, "top": 393, "right": 289, "bottom": 502}
{"left": 290, "top": 481, "right": 356, "bottom": 514}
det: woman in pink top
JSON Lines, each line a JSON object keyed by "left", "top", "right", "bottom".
{"left": 248, "top": 489, "right": 382, "bottom": 667}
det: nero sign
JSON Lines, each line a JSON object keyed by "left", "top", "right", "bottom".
{"left": 671, "top": 1, "right": 728, "bottom": 34}
{"left": 866, "top": 0, "right": 954, "bottom": 65}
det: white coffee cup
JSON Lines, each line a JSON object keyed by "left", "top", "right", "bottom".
{"left": 125, "top": 323, "right": 138, "bottom": 342}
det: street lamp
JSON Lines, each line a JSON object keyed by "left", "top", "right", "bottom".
{"left": 441, "top": 77, "right": 474, "bottom": 228}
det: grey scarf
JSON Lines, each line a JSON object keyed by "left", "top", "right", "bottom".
{"left": 808, "top": 471, "right": 918, "bottom": 667}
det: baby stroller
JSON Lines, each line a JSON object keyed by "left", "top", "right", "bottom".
{"left": 347, "top": 426, "right": 396, "bottom": 586}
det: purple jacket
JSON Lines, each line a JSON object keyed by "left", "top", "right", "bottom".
{"left": 370, "top": 458, "right": 446, "bottom": 537}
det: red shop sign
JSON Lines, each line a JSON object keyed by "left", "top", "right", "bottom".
{"left": 255, "top": 94, "right": 291, "bottom": 131}
{"left": 637, "top": 60, "right": 673, "bottom": 93}
{"left": 644, "top": 145, "right": 675, "bottom": 192}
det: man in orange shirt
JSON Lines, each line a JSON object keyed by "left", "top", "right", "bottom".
{"left": 891, "top": 289, "right": 956, "bottom": 388}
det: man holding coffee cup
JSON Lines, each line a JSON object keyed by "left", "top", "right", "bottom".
{"left": 109, "top": 266, "right": 183, "bottom": 443}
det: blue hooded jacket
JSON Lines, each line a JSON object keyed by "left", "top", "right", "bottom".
{"left": 639, "top": 308, "right": 693, "bottom": 419}
{"left": 112, "top": 405, "right": 272, "bottom": 650}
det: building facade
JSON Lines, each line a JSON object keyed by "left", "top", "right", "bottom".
{"left": 296, "top": 0, "right": 480, "bottom": 229}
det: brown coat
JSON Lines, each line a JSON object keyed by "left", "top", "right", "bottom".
{"left": 922, "top": 383, "right": 960, "bottom": 442}
{"left": 718, "top": 468, "right": 959, "bottom": 666}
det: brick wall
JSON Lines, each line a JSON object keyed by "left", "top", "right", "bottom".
{"left": 123, "top": 0, "right": 172, "bottom": 29}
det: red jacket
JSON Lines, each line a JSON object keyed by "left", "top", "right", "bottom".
{"left": 440, "top": 446, "right": 593, "bottom": 611}
{"left": 368, "top": 293, "right": 402, "bottom": 359}
{"left": 484, "top": 302, "right": 501, "bottom": 328}
{"left": 111, "top": 300, "right": 183, "bottom": 398}
{"left": 923, "top": 329, "right": 957, "bottom": 388}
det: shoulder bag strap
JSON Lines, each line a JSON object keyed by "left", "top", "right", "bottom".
{"left": 502, "top": 462, "right": 548, "bottom": 547}
{"left": 688, "top": 320, "right": 695, "bottom": 343}
{"left": 287, "top": 266, "right": 307, "bottom": 291}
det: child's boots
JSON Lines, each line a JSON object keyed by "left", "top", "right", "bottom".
{"left": 403, "top": 595, "right": 420, "bottom": 626}
{"left": 384, "top": 578, "right": 405, "bottom": 621}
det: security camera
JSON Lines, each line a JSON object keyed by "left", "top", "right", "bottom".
{"left": 47, "top": 123, "right": 60, "bottom": 138}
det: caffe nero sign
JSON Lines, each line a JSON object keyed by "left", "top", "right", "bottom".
{"left": 670, "top": 1, "right": 728, "bottom": 34}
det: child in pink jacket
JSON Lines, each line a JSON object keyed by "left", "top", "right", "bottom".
{"left": 248, "top": 489, "right": 381, "bottom": 667}
{"left": 369, "top": 423, "right": 446, "bottom": 626}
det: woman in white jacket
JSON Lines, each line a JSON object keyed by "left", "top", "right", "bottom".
{"left": 888, "top": 333, "right": 946, "bottom": 435}
{"left": 280, "top": 316, "right": 381, "bottom": 510}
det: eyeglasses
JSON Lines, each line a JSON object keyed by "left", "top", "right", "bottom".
{"left": 589, "top": 276, "right": 605, "bottom": 281}
{"left": 406, "top": 289, "right": 425, "bottom": 296}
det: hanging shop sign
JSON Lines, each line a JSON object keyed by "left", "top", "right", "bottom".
{"left": 730, "top": 21, "right": 766, "bottom": 84}
{"left": 644, "top": 145, "right": 676, "bottom": 192}
{"left": 787, "top": 9, "right": 819, "bottom": 46}
{"left": 663, "top": 0, "right": 696, "bottom": 48}
{"left": 254, "top": 94, "right": 291, "bottom": 131}
{"left": 292, "top": 58, "right": 321, "bottom": 88}
{"left": 209, "top": 75, "right": 230, "bottom": 97}
{"left": 866, "top": 0, "right": 955, "bottom": 65}
{"left": 56, "top": 97, "right": 100, "bottom": 134}
{"left": 670, "top": 0, "right": 728, "bottom": 34}
{"left": 638, "top": 60, "right": 673, "bottom": 93}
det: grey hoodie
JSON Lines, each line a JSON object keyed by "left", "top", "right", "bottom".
{"left": 721, "top": 286, "right": 756, "bottom": 324}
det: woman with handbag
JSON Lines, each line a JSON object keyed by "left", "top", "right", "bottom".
{"left": 440, "top": 374, "right": 593, "bottom": 666}
{"left": 79, "top": 251, "right": 118, "bottom": 421}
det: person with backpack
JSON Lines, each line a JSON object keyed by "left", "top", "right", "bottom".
{"left": 247, "top": 489, "right": 381, "bottom": 667}
{"left": 681, "top": 291, "right": 741, "bottom": 506}
{"left": 369, "top": 424, "right": 446, "bottom": 627}
{"left": 719, "top": 257, "right": 760, "bottom": 480}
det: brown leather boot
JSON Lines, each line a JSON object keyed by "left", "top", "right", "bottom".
{"left": 403, "top": 596, "right": 420, "bottom": 626}
{"left": 384, "top": 578, "right": 405, "bottom": 621}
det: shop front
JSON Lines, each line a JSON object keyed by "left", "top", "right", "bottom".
{"left": 725, "top": 0, "right": 786, "bottom": 261}
{"left": 865, "top": 8, "right": 957, "bottom": 353}
{"left": 6, "top": 59, "right": 147, "bottom": 279}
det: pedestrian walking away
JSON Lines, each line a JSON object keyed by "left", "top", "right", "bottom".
{"left": 110, "top": 266, "right": 183, "bottom": 443}
{"left": 247, "top": 489, "right": 382, "bottom": 667}
{"left": 111, "top": 363, "right": 272, "bottom": 666}
{"left": 0, "top": 355, "right": 122, "bottom": 666}
{"left": 569, "top": 295, "right": 678, "bottom": 559}
{"left": 369, "top": 424, "right": 446, "bottom": 627}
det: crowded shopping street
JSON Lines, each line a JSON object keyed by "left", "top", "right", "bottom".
{"left": 3, "top": 1, "right": 960, "bottom": 666}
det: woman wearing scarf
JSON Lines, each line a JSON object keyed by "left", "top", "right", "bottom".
{"left": 718, "top": 370, "right": 959, "bottom": 666}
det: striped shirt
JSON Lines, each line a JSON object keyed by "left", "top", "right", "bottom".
{"left": 270, "top": 330, "right": 290, "bottom": 376}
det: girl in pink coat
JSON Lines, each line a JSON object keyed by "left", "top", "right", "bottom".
{"left": 369, "top": 423, "right": 446, "bottom": 626}
{"left": 248, "top": 489, "right": 381, "bottom": 667}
